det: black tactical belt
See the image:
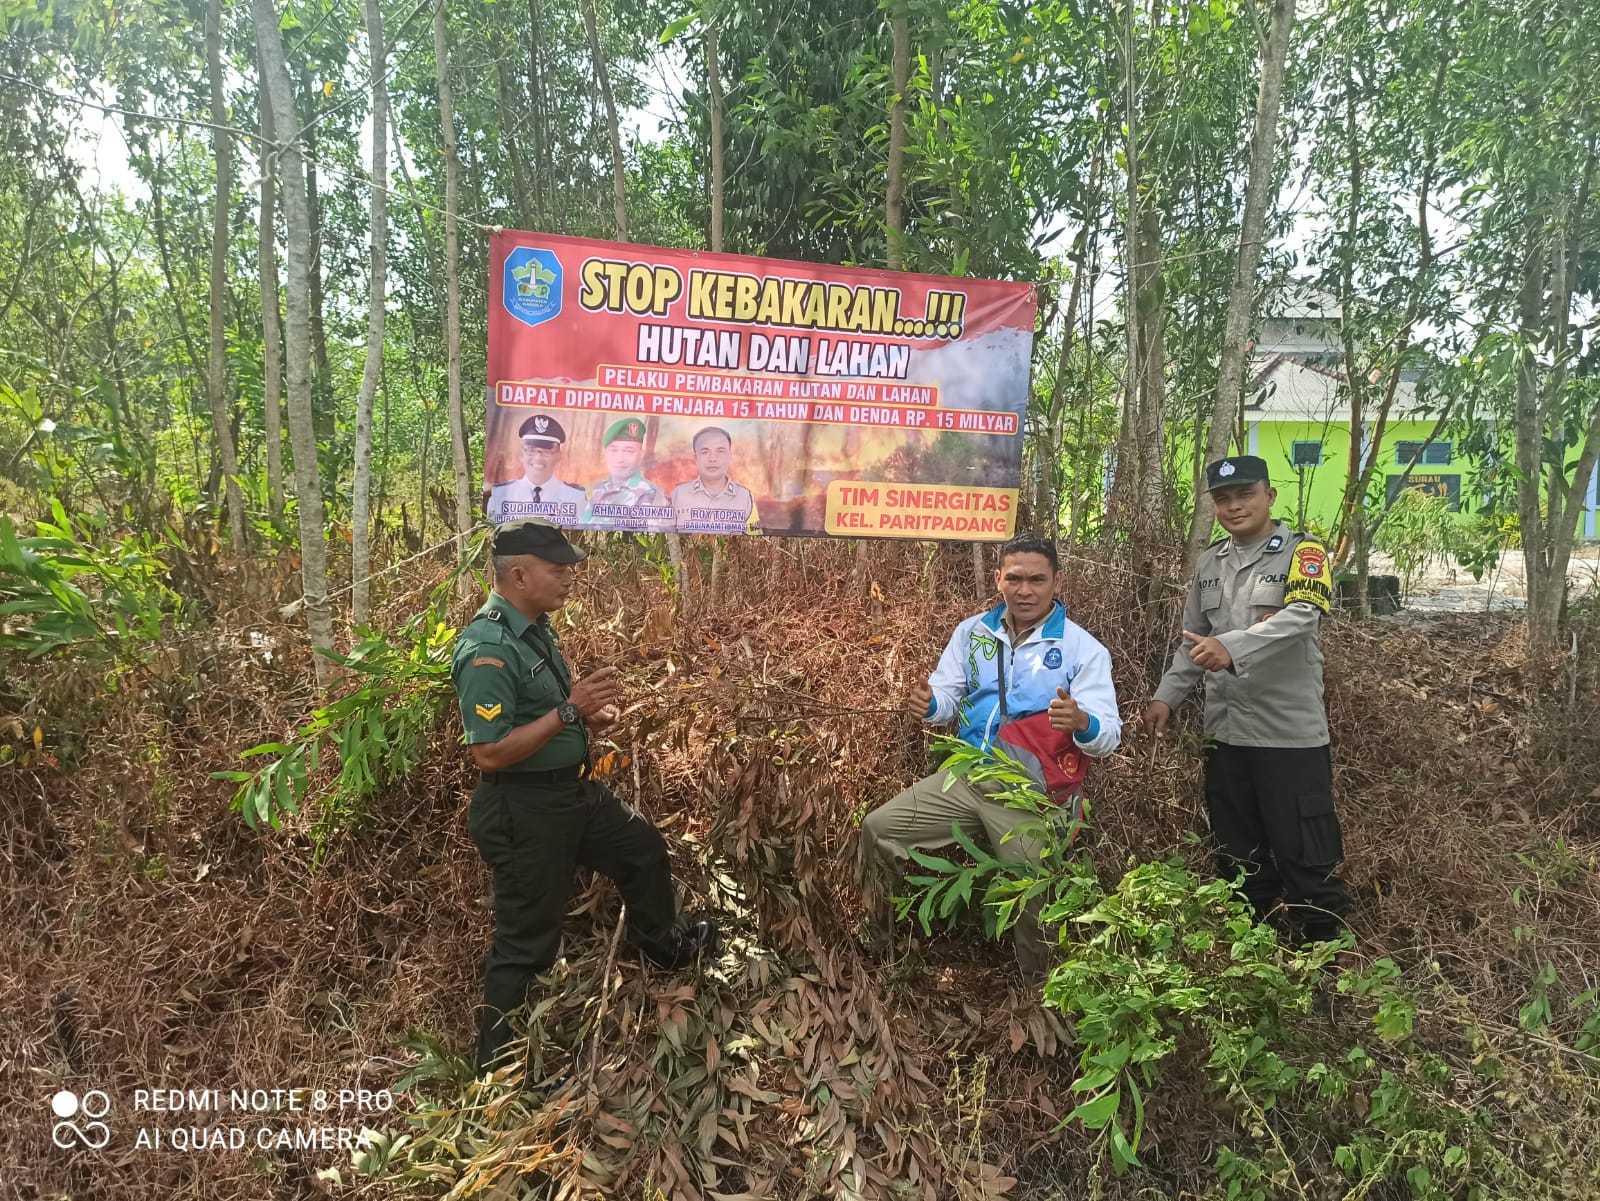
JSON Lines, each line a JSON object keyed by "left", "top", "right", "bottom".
{"left": 481, "top": 764, "right": 585, "bottom": 785}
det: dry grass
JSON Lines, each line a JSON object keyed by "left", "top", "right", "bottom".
{"left": 3, "top": 535, "right": 1598, "bottom": 1200}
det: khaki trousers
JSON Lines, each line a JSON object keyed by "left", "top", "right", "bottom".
{"left": 860, "top": 772, "right": 1053, "bottom": 976}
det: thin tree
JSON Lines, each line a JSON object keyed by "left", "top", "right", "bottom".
{"left": 706, "top": 11, "right": 724, "bottom": 255}
{"left": 580, "top": 0, "right": 627, "bottom": 239}
{"left": 205, "top": 0, "right": 247, "bottom": 550}
{"left": 1109, "top": 0, "right": 1136, "bottom": 530}
{"left": 1185, "top": 0, "right": 1297, "bottom": 570}
{"left": 257, "top": 58, "right": 285, "bottom": 523}
{"left": 433, "top": 0, "right": 475, "bottom": 550}
{"left": 1514, "top": 163, "right": 1598, "bottom": 658}
{"left": 706, "top": 7, "right": 726, "bottom": 606}
{"left": 352, "top": 0, "right": 388, "bottom": 626}
{"left": 885, "top": 0, "right": 910, "bottom": 272}
{"left": 252, "top": 0, "right": 335, "bottom": 678}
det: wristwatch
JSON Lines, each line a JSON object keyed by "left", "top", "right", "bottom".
{"left": 556, "top": 701, "right": 582, "bottom": 727}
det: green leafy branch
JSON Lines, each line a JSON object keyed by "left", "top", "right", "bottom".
{"left": 0, "top": 504, "right": 180, "bottom": 667}
{"left": 894, "top": 736, "right": 1091, "bottom": 939}
{"left": 211, "top": 592, "right": 457, "bottom": 843}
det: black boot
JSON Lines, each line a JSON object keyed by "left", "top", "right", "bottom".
{"left": 639, "top": 917, "right": 720, "bottom": 969}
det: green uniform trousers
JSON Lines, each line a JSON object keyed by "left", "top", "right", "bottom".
{"left": 468, "top": 768, "right": 676, "bottom": 1070}
{"left": 860, "top": 772, "right": 1057, "bottom": 977}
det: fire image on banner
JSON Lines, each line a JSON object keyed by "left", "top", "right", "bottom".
{"left": 486, "top": 232, "right": 1037, "bottom": 540}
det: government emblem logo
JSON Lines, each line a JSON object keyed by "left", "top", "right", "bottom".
{"left": 503, "top": 247, "right": 563, "bottom": 329}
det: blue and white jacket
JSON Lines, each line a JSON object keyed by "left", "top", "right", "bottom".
{"left": 926, "top": 601, "right": 1122, "bottom": 758}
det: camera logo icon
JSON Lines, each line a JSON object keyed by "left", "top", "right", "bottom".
{"left": 50, "top": 1089, "right": 112, "bottom": 1149}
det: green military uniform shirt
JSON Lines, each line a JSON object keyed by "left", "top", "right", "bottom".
{"left": 450, "top": 592, "right": 588, "bottom": 770}
{"left": 583, "top": 471, "right": 674, "bottom": 532}
{"left": 1153, "top": 520, "right": 1334, "bottom": 747}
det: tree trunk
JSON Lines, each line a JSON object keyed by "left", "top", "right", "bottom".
{"left": 580, "top": 0, "right": 627, "bottom": 239}
{"left": 1515, "top": 150, "right": 1596, "bottom": 659}
{"left": 433, "top": 0, "right": 475, "bottom": 549}
{"left": 257, "top": 61, "right": 285, "bottom": 524}
{"left": 291, "top": 66, "right": 334, "bottom": 445}
{"left": 1185, "top": 0, "right": 1297, "bottom": 571}
{"left": 524, "top": 0, "right": 550, "bottom": 224}
{"left": 1040, "top": 149, "right": 1097, "bottom": 539}
{"left": 1108, "top": 0, "right": 1140, "bottom": 529}
{"left": 884, "top": 0, "right": 911, "bottom": 271}
{"left": 1134, "top": 206, "right": 1167, "bottom": 536}
{"left": 148, "top": 157, "right": 204, "bottom": 387}
{"left": 254, "top": 0, "right": 335, "bottom": 678}
{"left": 705, "top": 14, "right": 726, "bottom": 608}
{"left": 206, "top": 0, "right": 247, "bottom": 551}
{"left": 492, "top": 32, "right": 535, "bottom": 231}
{"left": 352, "top": 0, "right": 388, "bottom": 627}
{"left": 706, "top": 17, "right": 724, "bottom": 254}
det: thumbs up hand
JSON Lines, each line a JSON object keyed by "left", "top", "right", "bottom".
{"left": 1048, "top": 686, "right": 1089, "bottom": 734}
{"left": 1182, "top": 630, "right": 1233, "bottom": 673}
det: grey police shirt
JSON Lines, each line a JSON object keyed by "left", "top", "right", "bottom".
{"left": 1153, "top": 520, "right": 1334, "bottom": 747}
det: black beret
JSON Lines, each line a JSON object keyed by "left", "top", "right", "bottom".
{"left": 491, "top": 519, "right": 586, "bottom": 563}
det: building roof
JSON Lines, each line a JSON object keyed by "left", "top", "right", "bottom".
{"left": 1246, "top": 353, "right": 1433, "bottom": 421}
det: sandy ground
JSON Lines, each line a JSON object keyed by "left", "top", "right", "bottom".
{"left": 1370, "top": 545, "right": 1600, "bottom": 613}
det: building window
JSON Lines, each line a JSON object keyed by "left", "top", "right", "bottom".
{"left": 1396, "top": 440, "right": 1452, "bottom": 466}
{"left": 1291, "top": 441, "right": 1323, "bottom": 467}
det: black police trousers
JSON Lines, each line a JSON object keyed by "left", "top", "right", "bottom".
{"left": 1203, "top": 742, "right": 1350, "bottom": 941}
{"left": 467, "top": 768, "right": 677, "bottom": 1071}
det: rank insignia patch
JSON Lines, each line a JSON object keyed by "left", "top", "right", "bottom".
{"left": 475, "top": 703, "right": 503, "bottom": 721}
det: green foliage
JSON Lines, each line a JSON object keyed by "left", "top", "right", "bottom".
{"left": 1372, "top": 488, "right": 1507, "bottom": 591}
{"left": 897, "top": 743, "right": 1594, "bottom": 1195}
{"left": 211, "top": 583, "right": 456, "bottom": 848}
{"left": 0, "top": 505, "right": 180, "bottom": 665}
{"left": 1044, "top": 859, "right": 1334, "bottom": 1176}
{"left": 893, "top": 736, "right": 1089, "bottom": 939}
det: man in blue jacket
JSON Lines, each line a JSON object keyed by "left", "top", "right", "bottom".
{"left": 859, "top": 534, "right": 1121, "bottom": 975}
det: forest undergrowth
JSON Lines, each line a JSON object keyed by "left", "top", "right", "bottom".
{"left": 4, "top": 533, "right": 1599, "bottom": 1201}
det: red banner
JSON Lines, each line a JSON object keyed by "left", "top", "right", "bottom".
{"left": 486, "top": 232, "right": 1036, "bottom": 539}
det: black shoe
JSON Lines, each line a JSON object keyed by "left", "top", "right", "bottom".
{"left": 641, "top": 918, "right": 720, "bottom": 969}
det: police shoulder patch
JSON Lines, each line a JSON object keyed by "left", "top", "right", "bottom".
{"left": 1284, "top": 540, "right": 1332, "bottom": 613}
{"left": 472, "top": 655, "right": 506, "bottom": 669}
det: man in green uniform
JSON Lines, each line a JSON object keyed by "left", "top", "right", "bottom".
{"left": 1142, "top": 455, "right": 1350, "bottom": 943}
{"left": 451, "top": 519, "right": 718, "bottom": 1071}
{"left": 583, "top": 417, "right": 673, "bottom": 532}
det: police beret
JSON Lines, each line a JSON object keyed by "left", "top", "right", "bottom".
{"left": 602, "top": 417, "right": 647, "bottom": 446}
{"left": 1205, "top": 455, "right": 1270, "bottom": 491}
{"left": 518, "top": 413, "right": 566, "bottom": 445}
{"left": 491, "top": 518, "right": 586, "bottom": 563}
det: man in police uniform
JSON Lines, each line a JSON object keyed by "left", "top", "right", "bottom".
{"left": 671, "top": 426, "right": 762, "bottom": 534}
{"left": 1142, "top": 456, "right": 1349, "bottom": 943}
{"left": 583, "top": 417, "right": 673, "bottom": 532}
{"left": 451, "top": 519, "right": 718, "bottom": 1071}
{"left": 486, "top": 414, "right": 588, "bottom": 525}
